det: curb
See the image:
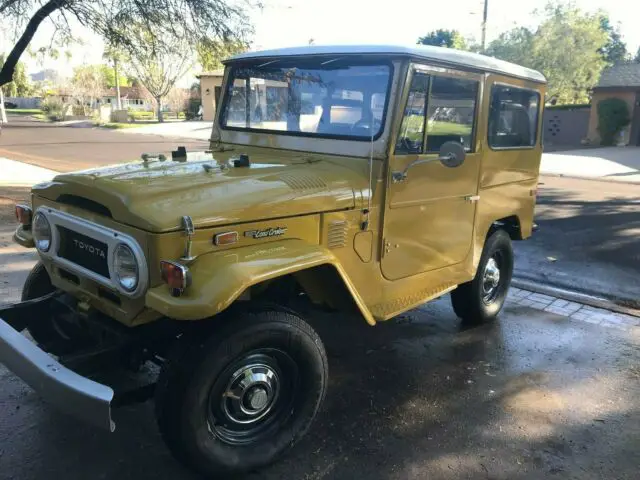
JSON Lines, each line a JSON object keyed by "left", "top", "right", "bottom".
{"left": 512, "top": 277, "right": 640, "bottom": 319}
{"left": 539, "top": 172, "right": 640, "bottom": 186}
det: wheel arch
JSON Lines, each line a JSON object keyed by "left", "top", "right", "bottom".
{"left": 145, "top": 240, "right": 375, "bottom": 325}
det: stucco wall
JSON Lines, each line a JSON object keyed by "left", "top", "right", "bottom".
{"left": 587, "top": 90, "right": 638, "bottom": 145}
{"left": 199, "top": 75, "right": 224, "bottom": 122}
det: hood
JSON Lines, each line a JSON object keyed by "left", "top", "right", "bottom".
{"left": 33, "top": 151, "right": 368, "bottom": 233}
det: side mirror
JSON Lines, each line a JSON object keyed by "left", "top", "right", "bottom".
{"left": 438, "top": 141, "right": 466, "bottom": 168}
{"left": 391, "top": 141, "right": 467, "bottom": 183}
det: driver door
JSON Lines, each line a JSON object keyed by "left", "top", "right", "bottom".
{"left": 381, "top": 65, "right": 483, "bottom": 281}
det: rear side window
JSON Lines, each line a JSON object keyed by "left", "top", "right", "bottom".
{"left": 488, "top": 86, "right": 540, "bottom": 149}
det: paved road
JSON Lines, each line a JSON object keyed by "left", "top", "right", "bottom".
{"left": 0, "top": 116, "right": 209, "bottom": 172}
{"left": 515, "top": 176, "right": 640, "bottom": 307}
{"left": 1, "top": 295, "right": 639, "bottom": 480}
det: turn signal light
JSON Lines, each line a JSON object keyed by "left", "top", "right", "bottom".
{"left": 15, "top": 204, "right": 33, "bottom": 227}
{"left": 160, "top": 261, "right": 192, "bottom": 296}
{"left": 213, "top": 231, "right": 238, "bottom": 246}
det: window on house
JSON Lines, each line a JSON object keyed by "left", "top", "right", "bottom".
{"left": 394, "top": 72, "right": 429, "bottom": 154}
{"left": 488, "top": 85, "right": 540, "bottom": 148}
{"left": 426, "top": 76, "right": 478, "bottom": 152}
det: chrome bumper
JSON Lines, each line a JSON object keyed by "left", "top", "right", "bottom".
{"left": 0, "top": 305, "right": 115, "bottom": 431}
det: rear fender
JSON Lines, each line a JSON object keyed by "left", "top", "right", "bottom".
{"left": 145, "top": 239, "right": 375, "bottom": 324}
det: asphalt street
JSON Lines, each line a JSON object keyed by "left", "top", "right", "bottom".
{"left": 514, "top": 175, "right": 640, "bottom": 307}
{"left": 0, "top": 116, "right": 209, "bottom": 172}
{"left": 1, "top": 296, "right": 639, "bottom": 480}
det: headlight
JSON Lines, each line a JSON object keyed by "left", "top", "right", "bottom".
{"left": 113, "top": 244, "right": 139, "bottom": 292}
{"left": 33, "top": 212, "right": 52, "bottom": 252}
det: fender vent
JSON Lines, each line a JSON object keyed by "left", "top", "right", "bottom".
{"left": 327, "top": 221, "right": 348, "bottom": 249}
{"left": 280, "top": 174, "right": 327, "bottom": 191}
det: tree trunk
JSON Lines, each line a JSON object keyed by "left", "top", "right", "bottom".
{"left": 0, "top": 89, "right": 7, "bottom": 124}
{"left": 0, "top": 0, "right": 64, "bottom": 86}
{"left": 114, "top": 59, "right": 122, "bottom": 110}
{"left": 156, "top": 96, "right": 163, "bottom": 123}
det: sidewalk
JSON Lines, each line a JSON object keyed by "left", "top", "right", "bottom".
{"left": 0, "top": 157, "right": 58, "bottom": 186}
{"left": 541, "top": 147, "right": 640, "bottom": 183}
{"left": 116, "top": 121, "right": 212, "bottom": 141}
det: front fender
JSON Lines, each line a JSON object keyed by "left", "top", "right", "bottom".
{"left": 145, "top": 239, "right": 374, "bottom": 324}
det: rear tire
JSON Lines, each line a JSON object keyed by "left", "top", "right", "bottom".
{"left": 451, "top": 229, "right": 513, "bottom": 324}
{"left": 22, "top": 262, "right": 92, "bottom": 354}
{"left": 155, "top": 306, "right": 328, "bottom": 477}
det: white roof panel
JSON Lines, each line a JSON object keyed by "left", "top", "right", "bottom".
{"left": 226, "top": 44, "right": 546, "bottom": 84}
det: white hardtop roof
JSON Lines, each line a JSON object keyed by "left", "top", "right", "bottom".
{"left": 227, "top": 44, "right": 546, "bottom": 84}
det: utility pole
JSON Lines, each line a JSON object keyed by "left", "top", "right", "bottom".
{"left": 114, "top": 57, "right": 122, "bottom": 110}
{"left": 481, "top": 0, "right": 489, "bottom": 53}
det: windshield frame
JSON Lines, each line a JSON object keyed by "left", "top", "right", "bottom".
{"left": 218, "top": 57, "right": 395, "bottom": 142}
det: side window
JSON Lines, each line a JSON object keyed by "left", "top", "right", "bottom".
{"left": 488, "top": 85, "right": 540, "bottom": 148}
{"left": 395, "top": 72, "right": 429, "bottom": 154}
{"left": 426, "top": 76, "right": 478, "bottom": 152}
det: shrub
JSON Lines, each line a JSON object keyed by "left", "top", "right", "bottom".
{"left": 597, "top": 98, "right": 630, "bottom": 146}
{"left": 40, "top": 97, "right": 66, "bottom": 121}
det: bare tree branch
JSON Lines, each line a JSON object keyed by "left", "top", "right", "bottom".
{"left": 0, "top": 0, "right": 68, "bottom": 86}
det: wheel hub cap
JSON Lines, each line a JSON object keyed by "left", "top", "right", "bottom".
{"left": 482, "top": 257, "right": 501, "bottom": 302}
{"left": 223, "top": 364, "right": 279, "bottom": 422}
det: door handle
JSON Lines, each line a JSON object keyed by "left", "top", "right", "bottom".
{"left": 464, "top": 195, "right": 480, "bottom": 203}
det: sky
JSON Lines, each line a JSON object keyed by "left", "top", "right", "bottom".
{"left": 2, "top": 0, "right": 640, "bottom": 85}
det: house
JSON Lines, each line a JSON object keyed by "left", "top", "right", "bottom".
{"left": 587, "top": 63, "right": 640, "bottom": 146}
{"left": 197, "top": 70, "right": 225, "bottom": 121}
{"left": 102, "top": 86, "right": 153, "bottom": 111}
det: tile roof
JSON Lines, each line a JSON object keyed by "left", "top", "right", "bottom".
{"left": 596, "top": 63, "right": 640, "bottom": 88}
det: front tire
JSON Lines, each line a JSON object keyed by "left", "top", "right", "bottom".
{"left": 155, "top": 307, "right": 328, "bottom": 477}
{"left": 451, "top": 229, "right": 513, "bottom": 324}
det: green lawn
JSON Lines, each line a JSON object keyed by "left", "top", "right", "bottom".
{"left": 5, "top": 108, "right": 43, "bottom": 115}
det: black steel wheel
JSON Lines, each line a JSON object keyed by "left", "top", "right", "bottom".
{"left": 155, "top": 306, "right": 328, "bottom": 476}
{"left": 451, "top": 229, "right": 513, "bottom": 324}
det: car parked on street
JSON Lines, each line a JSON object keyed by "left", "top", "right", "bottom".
{"left": 1, "top": 44, "right": 545, "bottom": 477}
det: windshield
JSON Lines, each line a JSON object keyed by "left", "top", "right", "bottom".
{"left": 220, "top": 59, "right": 392, "bottom": 140}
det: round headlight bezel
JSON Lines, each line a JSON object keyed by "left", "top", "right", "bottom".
{"left": 33, "top": 212, "right": 52, "bottom": 252}
{"left": 113, "top": 243, "right": 139, "bottom": 293}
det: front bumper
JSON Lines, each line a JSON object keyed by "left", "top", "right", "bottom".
{"left": 0, "top": 296, "right": 115, "bottom": 431}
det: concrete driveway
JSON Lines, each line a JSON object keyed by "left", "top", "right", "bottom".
{"left": 541, "top": 147, "right": 640, "bottom": 183}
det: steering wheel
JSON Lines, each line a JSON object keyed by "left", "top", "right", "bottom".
{"left": 352, "top": 118, "right": 382, "bottom": 133}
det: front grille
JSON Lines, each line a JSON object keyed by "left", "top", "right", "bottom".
{"left": 57, "top": 226, "right": 110, "bottom": 278}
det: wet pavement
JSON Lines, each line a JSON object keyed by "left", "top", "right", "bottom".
{"left": 1, "top": 295, "right": 639, "bottom": 480}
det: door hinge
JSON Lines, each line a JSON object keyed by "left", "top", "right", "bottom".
{"left": 465, "top": 195, "right": 480, "bottom": 203}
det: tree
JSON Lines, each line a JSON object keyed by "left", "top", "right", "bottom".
{"left": 635, "top": 47, "right": 640, "bottom": 63}
{"left": 598, "top": 15, "right": 628, "bottom": 64}
{"left": 485, "top": 27, "right": 534, "bottom": 64}
{"left": 0, "top": 0, "right": 251, "bottom": 88}
{"left": 597, "top": 98, "right": 630, "bottom": 145}
{"left": 197, "top": 39, "right": 248, "bottom": 71}
{"left": 485, "top": 2, "right": 608, "bottom": 104}
{"left": 0, "top": 53, "right": 32, "bottom": 97}
{"left": 417, "top": 29, "right": 467, "bottom": 50}
{"left": 126, "top": 32, "right": 193, "bottom": 122}
{"left": 70, "top": 65, "right": 108, "bottom": 115}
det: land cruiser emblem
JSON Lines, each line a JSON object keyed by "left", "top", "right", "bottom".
{"left": 73, "top": 239, "right": 106, "bottom": 258}
{"left": 244, "top": 227, "right": 287, "bottom": 239}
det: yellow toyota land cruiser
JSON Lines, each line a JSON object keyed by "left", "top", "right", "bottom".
{"left": 1, "top": 45, "right": 545, "bottom": 476}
